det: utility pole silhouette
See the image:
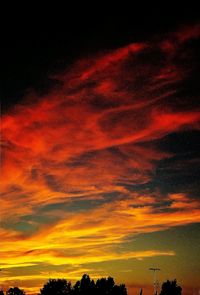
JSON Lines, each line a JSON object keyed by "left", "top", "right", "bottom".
{"left": 149, "top": 268, "right": 160, "bottom": 295}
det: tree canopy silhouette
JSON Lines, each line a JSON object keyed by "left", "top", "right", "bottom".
{"left": 6, "top": 287, "right": 26, "bottom": 295}
{"left": 73, "top": 274, "right": 95, "bottom": 295}
{"left": 1, "top": 276, "right": 183, "bottom": 295}
{"left": 96, "top": 277, "right": 115, "bottom": 295}
{"left": 39, "top": 279, "right": 72, "bottom": 295}
{"left": 38, "top": 274, "right": 127, "bottom": 295}
{"left": 160, "top": 279, "right": 182, "bottom": 295}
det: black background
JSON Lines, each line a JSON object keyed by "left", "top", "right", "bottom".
{"left": 1, "top": 4, "right": 200, "bottom": 111}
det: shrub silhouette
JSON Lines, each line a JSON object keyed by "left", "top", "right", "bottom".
{"left": 160, "top": 279, "right": 182, "bottom": 295}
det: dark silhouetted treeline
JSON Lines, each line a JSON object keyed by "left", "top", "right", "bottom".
{"left": 39, "top": 274, "right": 127, "bottom": 295}
{"left": 0, "top": 275, "right": 182, "bottom": 295}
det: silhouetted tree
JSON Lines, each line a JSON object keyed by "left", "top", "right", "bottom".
{"left": 72, "top": 280, "right": 80, "bottom": 295}
{"left": 96, "top": 277, "right": 113, "bottom": 295}
{"left": 72, "top": 274, "right": 95, "bottom": 295}
{"left": 6, "top": 287, "right": 25, "bottom": 295}
{"left": 96, "top": 277, "right": 127, "bottom": 295}
{"left": 160, "top": 280, "right": 182, "bottom": 295}
{"left": 112, "top": 284, "right": 127, "bottom": 295}
{"left": 40, "top": 279, "right": 71, "bottom": 295}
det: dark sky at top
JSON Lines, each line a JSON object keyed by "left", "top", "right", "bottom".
{"left": 1, "top": 4, "right": 200, "bottom": 111}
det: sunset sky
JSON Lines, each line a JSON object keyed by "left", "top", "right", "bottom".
{"left": 1, "top": 8, "right": 200, "bottom": 295}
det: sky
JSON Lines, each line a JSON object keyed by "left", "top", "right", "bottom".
{"left": 1, "top": 8, "right": 200, "bottom": 295}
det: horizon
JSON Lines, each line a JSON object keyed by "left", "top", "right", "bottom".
{"left": 0, "top": 273, "right": 191, "bottom": 295}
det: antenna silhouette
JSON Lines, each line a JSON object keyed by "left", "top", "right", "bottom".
{"left": 149, "top": 268, "right": 160, "bottom": 295}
